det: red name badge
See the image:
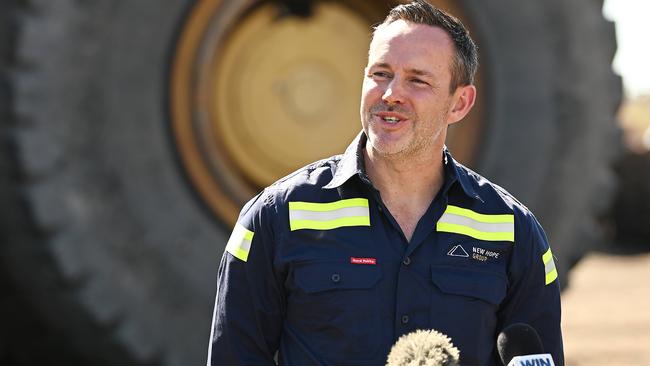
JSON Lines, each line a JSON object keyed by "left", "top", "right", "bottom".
{"left": 350, "top": 257, "right": 377, "bottom": 265}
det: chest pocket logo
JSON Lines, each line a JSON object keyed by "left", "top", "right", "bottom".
{"left": 447, "top": 244, "right": 470, "bottom": 257}
{"left": 436, "top": 205, "right": 514, "bottom": 242}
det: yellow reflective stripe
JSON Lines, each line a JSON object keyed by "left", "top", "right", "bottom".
{"left": 543, "top": 247, "right": 558, "bottom": 285}
{"left": 542, "top": 247, "right": 553, "bottom": 264}
{"left": 289, "top": 198, "right": 370, "bottom": 231}
{"left": 290, "top": 216, "right": 370, "bottom": 231}
{"left": 436, "top": 222, "right": 515, "bottom": 242}
{"left": 225, "top": 223, "right": 254, "bottom": 262}
{"left": 289, "top": 198, "right": 369, "bottom": 212}
{"left": 546, "top": 269, "right": 558, "bottom": 285}
{"left": 444, "top": 205, "right": 514, "bottom": 223}
{"left": 436, "top": 205, "right": 514, "bottom": 242}
{"left": 228, "top": 246, "right": 250, "bottom": 262}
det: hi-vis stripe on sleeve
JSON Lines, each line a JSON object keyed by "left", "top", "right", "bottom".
{"left": 542, "top": 247, "right": 558, "bottom": 285}
{"left": 289, "top": 198, "right": 370, "bottom": 231}
{"left": 225, "top": 223, "right": 254, "bottom": 262}
{"left": 436, "top": 205, "right": 515, "bottom": 242}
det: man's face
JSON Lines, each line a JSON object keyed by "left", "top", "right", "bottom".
{"left": 360, "top": 20, "right": 458, "bottom": 159}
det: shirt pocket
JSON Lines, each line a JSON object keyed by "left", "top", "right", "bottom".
{"left": 289, "top": 261, "right": 382, "bottom": 360}
{"left": 429, "top": 265, "right": 507, "bottom": 366}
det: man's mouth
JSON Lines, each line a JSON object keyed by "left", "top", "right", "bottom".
{"left": 382, "top": 116, "right": 401, "bottom": 124}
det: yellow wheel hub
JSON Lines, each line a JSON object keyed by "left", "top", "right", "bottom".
{"left": 212, "top": 3, "right": 369, "bottom": 187}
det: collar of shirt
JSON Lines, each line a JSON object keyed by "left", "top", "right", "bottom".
{"left": 323, "top": 131, "right": 483, "bottom": 203}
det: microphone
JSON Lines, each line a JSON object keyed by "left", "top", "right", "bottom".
{"left": 386, "top": 329, "right": 459, "bottom": 366}
{"left": 497, "top": 323, "right": 555, "bottom": 366}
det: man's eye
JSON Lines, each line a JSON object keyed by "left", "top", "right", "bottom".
{"left": 370, "top": 72, "right": 390, "bottom": 79}
{"left": 411, "top": 78, "right": 428, "bottom": 85}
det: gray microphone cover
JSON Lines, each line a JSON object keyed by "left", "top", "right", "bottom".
{"left": 386, "top": 329, "right": 460, "bottom": 366}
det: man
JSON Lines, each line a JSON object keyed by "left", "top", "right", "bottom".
{"left": 208, "top": 1, "right": 563, "bottom": 365}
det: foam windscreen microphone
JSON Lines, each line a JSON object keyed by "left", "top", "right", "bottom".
{"left": 386, "top": 329, "right": 460, "bottom": 366}
{"left": 497, "top": 323, "right": 555, "bottom": 366}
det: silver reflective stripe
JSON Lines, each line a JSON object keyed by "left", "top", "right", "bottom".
{"left": 438, "top": 213, "right": 514, "bottom": 233}
{"left": 289, "top": 206, "right": 369, "bottom": 222}
{"left": 545, "top": 262, "right": 556, "bottom": 276}
{"left": 288, "top": 198, "right": 371, "bottom": 231}
{"left": 436, "top": 205, "right": 514, "bottom": 242}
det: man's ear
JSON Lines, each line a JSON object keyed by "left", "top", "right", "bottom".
{"left": 447, "top": 84, "right": 476, "bottom": 125}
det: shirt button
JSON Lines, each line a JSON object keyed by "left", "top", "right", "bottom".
{"left": 402, "top": 257, "right": 411, "bottom": 266}
{"left": 401, "top": 315, "right": 409, "bottom": 324}
{"left": 331, "top": 273, "right": 341, "bottom": 283}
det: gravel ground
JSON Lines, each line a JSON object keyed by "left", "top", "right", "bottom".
{"left": 562, "top": 252, "right": 650, "bottom": 365}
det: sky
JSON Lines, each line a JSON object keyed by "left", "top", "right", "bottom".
{"left": 603, "top": 0, "right": 650, "bottom": 98}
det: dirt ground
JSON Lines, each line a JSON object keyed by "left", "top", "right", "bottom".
{"left": 562, "top": 252, "right": 650, "bottom": 365}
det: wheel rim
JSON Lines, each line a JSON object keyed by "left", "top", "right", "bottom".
{"left": 170, "top": 0, "right": 485, "bottom": 227}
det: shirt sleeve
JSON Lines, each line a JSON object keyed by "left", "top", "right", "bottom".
{"left": 207, "top": 191, "right": 285, "bottom": 365}
{"left": 497, "top": 210, "right": 564, "bottom": 365}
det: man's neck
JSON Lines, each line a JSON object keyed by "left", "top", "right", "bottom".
{"left": 364, "top": 146, "right": 445, "bottom": 200}
{"left": 364, "top": 145, "right": 446, "bottom": 241}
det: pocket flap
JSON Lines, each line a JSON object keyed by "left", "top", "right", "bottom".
{"left": 294, "top": 261, "right": 381, "bottom": 294}
{"left": 430, "top": 265, "right": 507, "bottom": 305}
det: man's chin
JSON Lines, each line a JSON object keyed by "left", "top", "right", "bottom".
{"left": 367, "top": 140, "right": 409, "bottom": 159}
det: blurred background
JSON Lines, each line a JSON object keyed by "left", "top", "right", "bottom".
{"left": 0, "top": 0, "right": 648, "bottom": 365}
{"left": 562, "top": 1, "right": 650, "bottom": 365}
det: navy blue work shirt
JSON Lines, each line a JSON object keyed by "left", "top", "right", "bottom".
{"left": 208, "top": 132, "right": 564, "bottom": 366}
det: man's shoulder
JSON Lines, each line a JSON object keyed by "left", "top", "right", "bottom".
{"left": 269, "top": 154, "right": 343, "bottom": 193}
{"left": 453, "top": 162, "right": 545, "bottom": 249}
{"left": 454, "top": 161, "right": 534, "bottom": 219}
{"left": 241, "top": 154, "right": 344, "bottom": 215}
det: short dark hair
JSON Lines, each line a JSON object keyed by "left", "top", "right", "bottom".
{"left": 374, "top": 0, "right": 478, "bottom": 92}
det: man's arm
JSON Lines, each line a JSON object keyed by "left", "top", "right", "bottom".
{"left": 498, "top": 211, "right": 564, "bottom": 365}
{"left": 207, "top": 192, "right": 285, "bottom": 365}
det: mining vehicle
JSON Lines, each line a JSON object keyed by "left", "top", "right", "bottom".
{"left": 0, "top": 0, "right": 621, "bottom": 365}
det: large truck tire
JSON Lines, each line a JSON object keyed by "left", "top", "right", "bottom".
{"left": 1, "top": 0, "right": 620, "bottom": 365}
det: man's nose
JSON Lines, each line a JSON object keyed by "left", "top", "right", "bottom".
{"left": 382, "top": 79, "right": 405, "bottom": 104}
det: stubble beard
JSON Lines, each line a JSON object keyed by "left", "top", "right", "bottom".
{"left": 363, "top": 109, "right": 447, "bottom": 163}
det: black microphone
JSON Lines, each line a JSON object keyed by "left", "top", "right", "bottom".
{"left": 497, "top": 323, "right": 555, "bottom": 366}
{"left": 386, "top": 329, "right": 460, "bottom": 366}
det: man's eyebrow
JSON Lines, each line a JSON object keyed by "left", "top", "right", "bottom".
{"left": 369, "top": 63, "right": 434, "bottom": 78}
{"left": 407, "top": 68, "right": 434, "bottom": 77}
{"left": 371, "top": 62, "right": 391, "bottom": 69}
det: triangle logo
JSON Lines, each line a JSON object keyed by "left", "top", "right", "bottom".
{"left": 447, "top": 245, "right": 469, "bottom": 258}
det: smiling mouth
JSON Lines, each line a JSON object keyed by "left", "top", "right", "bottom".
{"left": 383, "top": 116, "right": 400, "bottom": 124}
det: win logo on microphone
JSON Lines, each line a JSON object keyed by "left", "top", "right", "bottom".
{"left": 507, "top": 354, "right": 555, "bottom": 366}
